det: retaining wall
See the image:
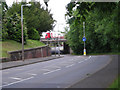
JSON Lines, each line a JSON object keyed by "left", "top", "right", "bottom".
{"left": 8, "top": 45, "right": 51, "bottom": 61}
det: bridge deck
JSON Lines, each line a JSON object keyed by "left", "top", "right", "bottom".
{"left": 41, "top": 39, "right": 67, "bottom": 42}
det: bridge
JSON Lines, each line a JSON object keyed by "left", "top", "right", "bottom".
{"left": 41, "top": 38, "right": 67, "bottom": 43}
{"left": 40, "top": 38, "right": 71, "bottom": 54}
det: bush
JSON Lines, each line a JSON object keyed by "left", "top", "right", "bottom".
{"left": 6, "top": 13, "right": 28, "bottom": 44}
{"left": 28, "top": 28, "right": 40, "bottom": 40}
{"left": 1, "top": 28, "right": 8, "bottom": 41}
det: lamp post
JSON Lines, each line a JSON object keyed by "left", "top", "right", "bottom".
{"left": 55, "top": 32, "right": 56, "bottom": 57}
{"left": 57, "top": 23, "right": 63, "bottom": 56}
{"left": 58, "top": 33, "right": 60, "bottom": 56}
{"left": 21, "top": 4, "right": 31, "bottom": 61}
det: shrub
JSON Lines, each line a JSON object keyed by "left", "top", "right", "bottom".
{"left": 1, "top": 28, "right": 8, "bottom": 41}
{"left": 6, "top": 13, "right": 28, "bottom": 44}
{"left": 28, "top": 28, "right": 40, "bottom": 40}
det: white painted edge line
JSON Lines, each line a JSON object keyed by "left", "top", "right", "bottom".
{"left": 43, "top": 69, "right": 61, "bottom": 75}
{"left": 0, "top": 76, "right": 34, "bottom": 88}
{"left": 66, "top": 64, "right": 75, "bottom": 68}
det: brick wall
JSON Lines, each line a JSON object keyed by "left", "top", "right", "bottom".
{"left": 8, "top": 45, "right": 51, "bottom": 61}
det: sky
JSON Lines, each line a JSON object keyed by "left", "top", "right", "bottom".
{"left": 6, "top": 0, "right": 71, "bottom": 33}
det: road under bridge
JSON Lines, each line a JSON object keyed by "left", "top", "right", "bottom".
{"left": 40, "top": 38, "right": 72, "bottom": 54}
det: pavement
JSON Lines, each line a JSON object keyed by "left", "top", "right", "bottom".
{"left": 1, "top": 55, "right": 63, "bottom": 70}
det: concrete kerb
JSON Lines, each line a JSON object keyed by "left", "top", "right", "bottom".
{"left": 1, "top": 56, "right": 64, "bottom": 70}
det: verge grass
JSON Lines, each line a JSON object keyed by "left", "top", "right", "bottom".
{"left": 1, "top": 39, "right": 45, "bottom": 58}
{"left": 109, "top": 76, "right": 119, "bottom": 89}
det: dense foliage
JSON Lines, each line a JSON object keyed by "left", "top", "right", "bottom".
{"left": 66, "top": 2, "right": 120, "bottom": 54}
{"left": 0, "top": 2, "right": 8, "bottom": 41}
{"left": 6, "top": 13, "right": 28, "bottom": 43}
{"left": 1, "top": 1, "right": 55, "bottom": 42}
{"left": 28, "top": 28, "right": 40, "bottom": 40}
{"left": 24, "top": 2, "right": 55, "bottom": 38}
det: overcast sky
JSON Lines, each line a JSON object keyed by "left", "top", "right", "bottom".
{"left": 6, "top": 0, "right": 71, "bottom": 32}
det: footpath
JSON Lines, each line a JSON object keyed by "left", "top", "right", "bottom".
{"left": 0, "top": 56, "right": 63, "bottom": 70}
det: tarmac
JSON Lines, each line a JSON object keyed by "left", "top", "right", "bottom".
{"left": 0, "top": 55, "right": 63, "bottom": 70}
{"left": 0, "top": 55, "right": 119, "bottom": 89}
{"left": 69, "top": 55, "right": 119, "bottom": 89}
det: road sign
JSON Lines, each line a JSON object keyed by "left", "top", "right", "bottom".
{"left": 82, "top": 37, "right": 86, "bottom": 42}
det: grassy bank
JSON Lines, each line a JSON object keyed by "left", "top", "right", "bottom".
{"left": 72, "top": 52, "right": 120, "bottom": 56}
{"left": 0, "top": 39, "right": 45, "bottom": 58}
{"left": 87, "top": 52, "right": 120, "bottom": 55}
{"left": 109, "top": 76, "right": 119, "bottom": 89}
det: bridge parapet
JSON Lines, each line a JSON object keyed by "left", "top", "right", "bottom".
{"left": 41, "top": 38, "right": 67, "bottom": 42}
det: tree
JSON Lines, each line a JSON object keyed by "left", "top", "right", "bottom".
{"left": 5, "top": 1, "right": 55, "bottom": 41}
{"left": 66, "top": 2, "right": 119, "bottom": 54}
{"left": 24, "top": 1, "right": 55, "bottom": 39}
{"left": 0, "top": 2, "right": 8, "bottom": 41}
{"left": 6, "top": 13, "right": 28, "bottom": 43}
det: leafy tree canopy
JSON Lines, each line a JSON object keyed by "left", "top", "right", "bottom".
{"left": 65, "top": 2, "right": 119, "bottom": 54}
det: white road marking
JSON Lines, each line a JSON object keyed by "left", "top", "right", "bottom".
{"left": 89, "top": 56, "right": 92, "bottom": 58}
{"left": 0, "top": 77, "right": 34, "bottom": 88}
{"left": 10, "top": 77, "right": 22, "bottom": 80}
{"left": 66, "top": 64, "right": 75, "bottom": 68}
{"left": 28, "top": 73, "right": 37, "bottom": 76}
{"left": 43, "top": 69, "right": 61, "bottom": 75}
{"left": 79, "top": 56, "right": 92, "bottom": 63}
{"left": 42, "top": 69, "right": 51, "bottom": 71}
{"left": 78, "top": 61, "right": 84, "bottom": 63}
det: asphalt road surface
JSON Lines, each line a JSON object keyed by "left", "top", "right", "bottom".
{"left": 1, "top": 55, "right": 118, "bottom": 89}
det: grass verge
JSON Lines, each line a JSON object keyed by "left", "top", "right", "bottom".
{"left": 0, "top": 39, "right": 45, "bottom": 58}
{"left": 71, "top": 52, "right": 120, "bottom": 56}
{"left": 87, "top": 52, "right": 120, "bottom": 55}
{"left": 109, "top": 76, "right": 119, "bottom": 89}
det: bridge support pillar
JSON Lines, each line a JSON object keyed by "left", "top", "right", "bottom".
{"left": 63, "top": 42, "right": 70, "bottom": 54}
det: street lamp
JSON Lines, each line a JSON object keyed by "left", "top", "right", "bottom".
{"left": 21, "top": 4, "right": 31, "bottom": 61}
{"left": 57, "top": 23, "right": 63, "bottom": 56}
{"left": 57, "top": 33, "right": 60, "bottom": 56}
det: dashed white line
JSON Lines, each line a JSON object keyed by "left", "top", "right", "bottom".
{"left": 78, "top": 61, "right": 84, "bottom": 63}
{"left": 66, "top": 64, "right": 75, "bottom": 68}
{"left": 42, "top": 69, "right": 51, "bottom": 71}
{"left": 28, "top": 73, "right": 37, "bottom": 76}
{"left": 10, "top": 77, "right": 22, "bottom": 80}
{"left": 0, "top": 76, "right": 34, "bottom": 88}
{"left": 89, "top": 56, "right": 92, "bottom": 58}
{"left": 43, "top": 69, "right": 61, "bottom": 75}
{"left": 79, "top": 56, "right": 92, "bottom": 63}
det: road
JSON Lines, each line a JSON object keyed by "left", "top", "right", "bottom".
{"left": 1, "top": 55, "right": 117, "bottom": 88}
{"left": 51, "top": 47, "right": 63, "bottom": 54}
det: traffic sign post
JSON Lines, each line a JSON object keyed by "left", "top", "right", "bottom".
{"left": 83, "top": 22, "right": 86, "bottom": 56}
{"left": 82, "top": 37, "right": 86, "bottom": 42}
{"left": 84, "top": 48, "right": 86, "bottom": 56}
